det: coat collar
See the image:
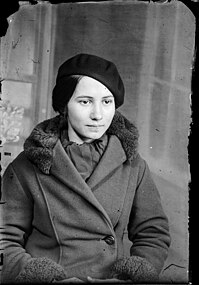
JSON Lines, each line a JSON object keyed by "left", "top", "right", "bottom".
{"left": 24, "top": 111, "right": 139, "bottom": 175}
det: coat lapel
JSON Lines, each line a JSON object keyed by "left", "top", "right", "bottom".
{"left": 87, "top": 136, "right": 130, "bottom": 227}
{"left": 87, "top": 135, "right": 126, "bottom": 190}
{"left": 50, "top": 140, "right": 113, "bottom": 229}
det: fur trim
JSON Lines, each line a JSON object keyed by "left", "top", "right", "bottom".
{"left": 107, "top": 111, "right": 139, "bottom": 160}
{"left": 110, "top": 256, "right": 159, "bottom": 283}
{"left": 15, "top": 257, "right": 67, "bottom": 283}
{"left": 24, "top": 116, "right": 62, "bottom": 174}
{"left": 24, "top": 111, "right": 139, "bottom": 174}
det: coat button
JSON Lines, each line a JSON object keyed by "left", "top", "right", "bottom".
{"left": 103, "top": 235, "right": 115, "bottom": 245}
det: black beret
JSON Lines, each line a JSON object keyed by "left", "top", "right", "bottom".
{"left": 52, "top": 53, "right": 124, "bottom": 112}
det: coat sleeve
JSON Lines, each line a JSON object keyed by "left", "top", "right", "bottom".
{"left": 1, "top": 163, "right": 66, "bottom": 283}
{"left": 111, "top": 157, "right": 171, "bottom": 282}
{"left": 1, "top": 163, "right": 34, "bottom": 282}
{"left": 128, "top": 158, "right": 171, "bottom": 273}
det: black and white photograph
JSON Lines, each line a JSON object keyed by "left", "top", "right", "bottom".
{"left": 0, "top": 0, "right": 196, "bottom": 283}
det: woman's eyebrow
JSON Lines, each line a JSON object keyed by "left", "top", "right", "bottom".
{"left": 76, "top": 95, "right": 114, "bottom": 99}
{"left": 76, "top": 95, "right": 93, "bottom": 98}
{"left": 102, "top": 95, "right": 114, "bottom": 98}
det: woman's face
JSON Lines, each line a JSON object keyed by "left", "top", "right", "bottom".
{"left": 67, "top": 76, "right": 115, "bottom": 144}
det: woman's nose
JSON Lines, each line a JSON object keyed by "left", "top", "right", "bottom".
{"left": 90, "top": 104, "right": 103, "bottom": 120}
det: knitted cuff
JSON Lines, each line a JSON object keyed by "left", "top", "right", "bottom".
{"left": 110, "top": 256, "right": 159, "bottom": 283}
{"left": 15, "top": 257, "right": 67, "bottom": 283}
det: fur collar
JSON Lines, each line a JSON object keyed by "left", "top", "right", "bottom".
{"left": 24, "top": 111, "right": 139, "bottom": 174}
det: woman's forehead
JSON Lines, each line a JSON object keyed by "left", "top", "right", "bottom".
{"left": 72, "top": 76, "right": 113, "bottom": 97}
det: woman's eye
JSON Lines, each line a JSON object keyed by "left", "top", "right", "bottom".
{"left": 79, "top": 100, "right": 91, "bottom": 105}
{"left": 103, "top": 99, "right": 113, "bottom": 105}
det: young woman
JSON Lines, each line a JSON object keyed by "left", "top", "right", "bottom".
{"left": 1, "top": 53, "right": 171, "bottom": 283}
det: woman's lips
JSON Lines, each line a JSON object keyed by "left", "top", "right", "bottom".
{"left": 87, "top": 125, "right": 104, "bottom": 127}
{"left": 86, "top": 125, "right": 104, "bottom": 131}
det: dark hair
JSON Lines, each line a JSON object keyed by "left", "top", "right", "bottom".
{"left": 52, "top": 75, "right": 83, "bottom": 115}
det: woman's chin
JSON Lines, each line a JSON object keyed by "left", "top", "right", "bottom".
{"left": 83, "top": 132, "right": 104, "bottom": 142}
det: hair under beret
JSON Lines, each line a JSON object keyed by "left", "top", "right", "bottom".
{"left": 52, "top": 53, "right": 125, "bottom": 112}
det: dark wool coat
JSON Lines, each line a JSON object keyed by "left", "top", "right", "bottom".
{"left": 1, "top": 111, "right": 171, "bottom": 283}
